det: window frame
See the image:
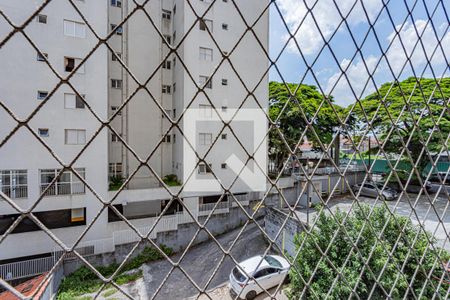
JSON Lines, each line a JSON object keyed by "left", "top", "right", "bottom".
{"left": 199, "top": 133, "right": 213, "bottom": 146}
{"left": 64, "top": 129, "right": 86, "bottom": 145}
{"left": 39, "top": 168, "right": 86, "bottom": 196}
{"left": 0, "top": 170, "right": 28, "bottom": 199}
{"left": 63, "top": 20, "right": 86, "bottom": 38}
{"left": 199, "top": 47, "right": 213, "bottom": 61}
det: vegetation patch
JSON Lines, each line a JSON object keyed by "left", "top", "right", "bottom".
{"left": 162, "top": 174, "right": 181, "bottom": 186}
{"left": 57, "top": 245, "right": 173, "bottom": 300}
{"left": 287, "top": 204, "right": 450, "bottom": 299}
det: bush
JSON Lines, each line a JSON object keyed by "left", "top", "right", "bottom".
{"left": 57, "top": 245, "right": 173, "bottom": 299}
{"left": 109, "top": 176, "right": 124, "bottom": 191}
{"left": 162, "top": 174, "right": 181, "bottom": 186}
{"left": 288, "top": 205, "right": 449, "bottom": 299}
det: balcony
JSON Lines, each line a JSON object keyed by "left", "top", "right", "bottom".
{"left": 1, "top": 186, "right": 28, "bottom": 199}
{"left": 40, "top": 182, "right": 85, "bottom": 196}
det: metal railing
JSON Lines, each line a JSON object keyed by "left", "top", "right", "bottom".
{"left": 0, "top": 256, "right": 56, "bottom": 281}
{"left": 40, "top": 182, "right": 85, "bottom": 196}
{"left": 0, "top": 186, "right": 28, "bottom": 199}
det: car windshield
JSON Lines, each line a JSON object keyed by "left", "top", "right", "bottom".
{"left": 232, "top": 267, "right": 247, "bottom": 282}
{"left": 264, "top": 256, "right": 282, "bottom": 268}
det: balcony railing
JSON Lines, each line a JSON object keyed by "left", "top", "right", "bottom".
{"left": 40, "top": 182, "right": 85, "bottom": 196}
{"left": 1, "top": 186, "right": 28, "bottom": 199}
{"left": 199, "top": 201, "right": 229, "bottom": 216}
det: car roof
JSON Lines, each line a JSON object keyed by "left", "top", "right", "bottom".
{"left": 237, "top": 255, "right": 270, "bottom": 275}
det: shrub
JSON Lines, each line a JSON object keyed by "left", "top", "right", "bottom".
{"left": 288, "top": 204, "right": 449, "bottom": 299}
{"left": 109, "top": 176, "right": 124, "bottom": 191}
{"left": 57, "top": 245, "right": 173, "bottom": 299}
{"left": 162, "top": 174, "right": 181, "bottom": 186}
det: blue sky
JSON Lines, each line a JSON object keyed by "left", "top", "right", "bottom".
{"left": 268, "top": 0, "right": 450, "bottom": 107}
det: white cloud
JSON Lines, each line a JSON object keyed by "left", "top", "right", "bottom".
{"left": 325, "top": 20, "right": 450, "bottom": 106}
{"left": 277, "top": 0, "right": 384, "bottom": 55}
{"left": 386, "top": 20, "right": 450, "bottom": 76}
{"left": 326, "top": 55, "right": 380, "bottom": 106}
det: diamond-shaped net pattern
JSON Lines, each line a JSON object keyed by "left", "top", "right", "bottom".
{"left": 0, "top": 0, "right": 449, "bottom": 299}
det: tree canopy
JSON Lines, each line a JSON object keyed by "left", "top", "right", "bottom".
{"left": 288, "top": 204, "right": 449, "bottom": 299}
{"left": 349, "top": 77, "right": 450, "bottom": 169}
{"left": 269, "top": 81, "right": 345, "bottom": 171}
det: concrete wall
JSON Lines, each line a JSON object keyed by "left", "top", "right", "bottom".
{"left": 264, "top": 207, "right": 304, "bottom": 257}
{"left": 63, "top": 202, "right": 262, "bottom": 275}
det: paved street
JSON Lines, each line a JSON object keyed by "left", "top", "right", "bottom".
{"left": 110, "top": 220, "right": 271, "bottom": 300}
{"left": 295, "top": 193, "right": 450, "bottom": 251}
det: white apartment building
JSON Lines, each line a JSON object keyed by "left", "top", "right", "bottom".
{"left": 0, "top": 0, "right": 268, "bottom": 263}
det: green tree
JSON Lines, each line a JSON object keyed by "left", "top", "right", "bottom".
{"left": 349, "top": 77, "right": 450, "bottom": 171}
{"left": 269, "top": 82, "right": 345, "bottom": 172}
{"left": 288, "top": 204, "right": 449, "bottom": 299}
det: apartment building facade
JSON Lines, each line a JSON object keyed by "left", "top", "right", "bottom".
{"left": 0, "top": 0, "right": 269, "bottom": 262}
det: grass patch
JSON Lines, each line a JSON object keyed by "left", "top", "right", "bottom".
{"left": 57, "top": 245, "right": 173, "bottom": 299}
{"left": 102, "top": 287, "right": 117, "bottom": 298}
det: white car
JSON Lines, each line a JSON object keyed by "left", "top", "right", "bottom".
{"left": 229, "top": 255, "right": 290, "bottom": 299}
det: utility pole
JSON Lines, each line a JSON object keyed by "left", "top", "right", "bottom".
{"left": 306, "top": 159, "right": 311, "bottom": 226}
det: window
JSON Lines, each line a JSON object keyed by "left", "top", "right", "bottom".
{"left": 163, "top": 135, "right": 171, "bottom": 143}
{"left": 221, "top": 133, "right": 227, "bottom": 140}
{"left": 222, "top": 23, "right": 228, "bottom": 30}
{"left": 0, "top": 170, "right": 28, "bottom": 199}
{"left": 199, "top": 47, "right": 213, "bottom": 61}
{"left": 222, "top": 79, "right": 228, "bottom": 86}
{"left": 199, "top": 76, "right": 212, "bottom": 88}
{"left": 198, "top": 162, "right": 212, "bottom": 174}
{"left": 37, "top": 14, "right": 47, "bottom": 24}
{"left": 163, "top": 35, "right": 171, "bottom": 44}
{"left": 254, "top": 268, "right": 277, "bottom": 279}
{"left": 71, "top": 208, "right": 85, "bottom": 222}
{"left": 221, "top": 163, "right": 227, "bottom": 169}
{"left": 64, "top": 93, "right": 85, "bottom": 109}
{"left": 111, "top": 24, "right": 123, "bottom": 35}
{"left": 199, "top": 133, "right": 212, "bottom": 145}
{"left": 64, "top": 20, "right": 86, "bottom": 38}
{"left": 37, "top": 52, "right": 48, "bottom": 61}
{"left": 65, "top": 129, "right": 86, "bottom": 145}
{"left": 173, "top": 57, "right": 176, "bottom": 67}
{"left": 199, "top": 104, "right": 213, "bottom": 118}
{"left": 162, "top": 60, "right": 171, "bottom": 69}
{"left": 111, "top": 106, "right": 122, "bottom": 116}
{"left": 112, "top": 52, "right": 122, "bottom": 61}
{"left": 162, "top": 85, "right": 171, "bottom": 94}
{"left": 173, "top": 109, "right": 176, "bottom": 118}
{"left": 173, "top": 134, "right": 176, "bottom": 143}
{"left": 64, "top": 57, "right": 84, "bottom": 73}
{"left": 199, "top": 19, "right": 213, "bottom": 32}
{"left": 172, "top": 31, "right": 176, "bottom": 43}
{"left": 173, "top": 83, "right": 176, "bottom": 93}
{"left": 111, "top": 79, "right": 123, "bottom": 89}
{"left": 40, "top": 168, "right": 85, "bottom": 196}
{"left": 162, "top": 10, "right": 171, "bottom": 20}
{"left": 221, "top": 106, "right": 228, "bottom": 112}
{"left": 38, "top": 128, "right": 49, "bottom": 137}
{"left": 111, "top": 133, "right": 120, "bottom": 142}
{"left": 37, "top": 91, "right": 48, "bottom": 100}
{"left": 111, "top": 0, "right": 122, "bottom": 7}
{"left": 109, "top": 163, "right": 123, "bottom": 177}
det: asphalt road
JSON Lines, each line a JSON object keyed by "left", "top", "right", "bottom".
{"left": 137, "top": 221, "right": 270, "bottom": 300}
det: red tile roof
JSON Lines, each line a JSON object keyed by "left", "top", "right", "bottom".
{"left": 0, "top": 273, "right": 49, "bottom": 300}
